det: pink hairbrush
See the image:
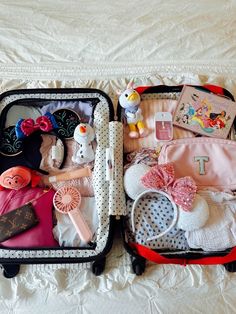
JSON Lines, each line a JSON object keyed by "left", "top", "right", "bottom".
{"left": 53, "top": 186, "right": 92, "bottom": 244}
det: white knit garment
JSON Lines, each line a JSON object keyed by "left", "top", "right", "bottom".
{"left": 185, "top": 190, "right": 236, "bottom": 251}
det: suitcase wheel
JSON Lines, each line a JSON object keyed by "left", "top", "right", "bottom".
{"left": 224, "top": 261, "right": 236, "bottom": 272}
{"left": 92, "top": 257, "right": 106, "bottom": 276}
{"left": 131, "top": 256, "right": 146, "bottom": 276}
{"left": 2, "top": 264, "right": 20, "bottom": 278}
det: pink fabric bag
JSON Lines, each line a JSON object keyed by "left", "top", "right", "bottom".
{"left": 158, "top": 137, "right": 236, "bottom": 190}
{"left": 0, "top": 187, "right": 58, "bottom": 248}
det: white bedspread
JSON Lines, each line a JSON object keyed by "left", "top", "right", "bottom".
{"left": 0, "top": 1, "right": 236, "bottom": 313}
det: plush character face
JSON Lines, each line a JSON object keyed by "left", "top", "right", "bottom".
{"left": 73, "top": 123, "right": 95, "bottom": 144}
{"left": 119, "top": 89, "right": 141, "bottom": 110}
{"left": 0, "top": 167, "right": 31, "bottom": 190}
{"left": 0, "top": 166, "right": 41, "bottom": 190}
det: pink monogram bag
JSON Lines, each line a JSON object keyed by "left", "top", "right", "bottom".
{"left": 158, "top": 137, "right": 236, "bottom": 190}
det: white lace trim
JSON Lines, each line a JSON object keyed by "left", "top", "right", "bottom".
{"left": 0, "top": 62, "right": 236, "bottom": 80}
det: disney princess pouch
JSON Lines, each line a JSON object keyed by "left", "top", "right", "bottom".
{"left": 173, "top": 85, "right": 236, "bottom": 138}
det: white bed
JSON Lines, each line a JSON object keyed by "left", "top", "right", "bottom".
{"left": 0, "top": 1, "right": 236, "bottom": 313}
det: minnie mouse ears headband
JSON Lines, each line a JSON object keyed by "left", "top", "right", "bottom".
{"left": 15, "top": 112, "right": 58, "bottom": 139}
{"left": 141, "top": 163, "right": 197, "bottom": 211}
{"left": 124, "top": 162, "right": 199, "bottom": 240}
{"left": 15, "top": 109, "right": 81, "bottom": 140}
{"left": 131, "top": 189, "right": 179, "bottom": 241}
{"left": 15, "top": 112, "right": 67, "bottom": 175}
{"left": 124, "top": 162, "right": 197, "bottom": 210}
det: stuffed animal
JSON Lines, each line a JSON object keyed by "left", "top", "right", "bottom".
{"left": 72, "top": 123, "right": 95, "bottom": 164}
{"left": 0, "top": 166, "right": 41, "bottom": 190}
{"left": 119, "top": 81, "right": 148, "bottom": 139}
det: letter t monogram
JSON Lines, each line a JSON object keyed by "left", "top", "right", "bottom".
{"left": 194, "top": 156, "right": 209, "bottom": 175}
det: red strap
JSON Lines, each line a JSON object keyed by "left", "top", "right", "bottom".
{"left": 135, "top": 84, "right": 225, "bottom": 97}
{"left": 131, "top": 243, "right": 236, "bottom": 266}
{"left": 135, "top": 86, "right": 151, "bottom": 94}
{"left": 203, "top": 84, "right": 224, "bottom": 96}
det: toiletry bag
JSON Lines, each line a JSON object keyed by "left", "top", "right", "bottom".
{"left": 158, "top": 137, "right": 236, "bottom": 190}
{"left": 117, "top": 84, "right": 236, "bottom": 275}
{"left": 0, "top": 88, "right": 125, "bottom": 278}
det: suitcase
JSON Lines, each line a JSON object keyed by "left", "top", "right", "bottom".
{"left": 0, "top": 87, "right": 125, "bottom": 278}
{"left": 1, "top": 84, "right": 236, "bottom": 279}
{"left": 117, "top": 84, "right": 236, "bottom": 275}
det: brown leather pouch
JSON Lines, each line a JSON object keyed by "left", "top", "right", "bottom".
{"left": 0, "top": 203, "right": 39, "bottom": 242}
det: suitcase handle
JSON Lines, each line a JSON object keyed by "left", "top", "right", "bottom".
{"left": 130, "top": 243, "right": 236, "bottom": 266}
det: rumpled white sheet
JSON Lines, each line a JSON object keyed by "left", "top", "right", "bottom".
{"left": 0, "top": 0, "right": 235, "bottom": 81}
{"left": 0, "top": 0, "right": 236, "bottom": 313}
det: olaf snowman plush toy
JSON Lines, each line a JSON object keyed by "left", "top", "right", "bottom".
{"left": 72, "top": 123, "right": 95, "bottom": 164}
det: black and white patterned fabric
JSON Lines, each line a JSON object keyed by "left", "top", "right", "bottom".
{"left": 93, "top": 101, "right": 110, "bottom": 253}
{"left": 126, "top": 192, "right": 189, "bottom": 250}
{"left": 109, "top": 121, "right": 126, "bottom": 215}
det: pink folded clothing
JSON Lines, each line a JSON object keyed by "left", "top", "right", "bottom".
{"left": 0, "top": 187, "right": 58, "bottom": 248}
{"left": 158, "top": 137, "right": 236, "bottom": 190}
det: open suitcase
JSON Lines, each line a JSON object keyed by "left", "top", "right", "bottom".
{"left": 0, "top": 88, "right": 125, "bottom": 278}
{"left": 1, "top": 84, "right": 236, "bottom": 279}
{"left": 118, "top": 84, "right": 236, "bottom": 275}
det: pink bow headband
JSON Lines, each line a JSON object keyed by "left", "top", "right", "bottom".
{"left": 141, "top": 163, "right": 197, "bottom": 211}
{"left": 15, "top": 112, "right": 58, "bottom": 139}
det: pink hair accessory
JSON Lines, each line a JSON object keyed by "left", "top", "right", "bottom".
{"left": 141, "top": 163, "right": 197, "bottom": 211}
